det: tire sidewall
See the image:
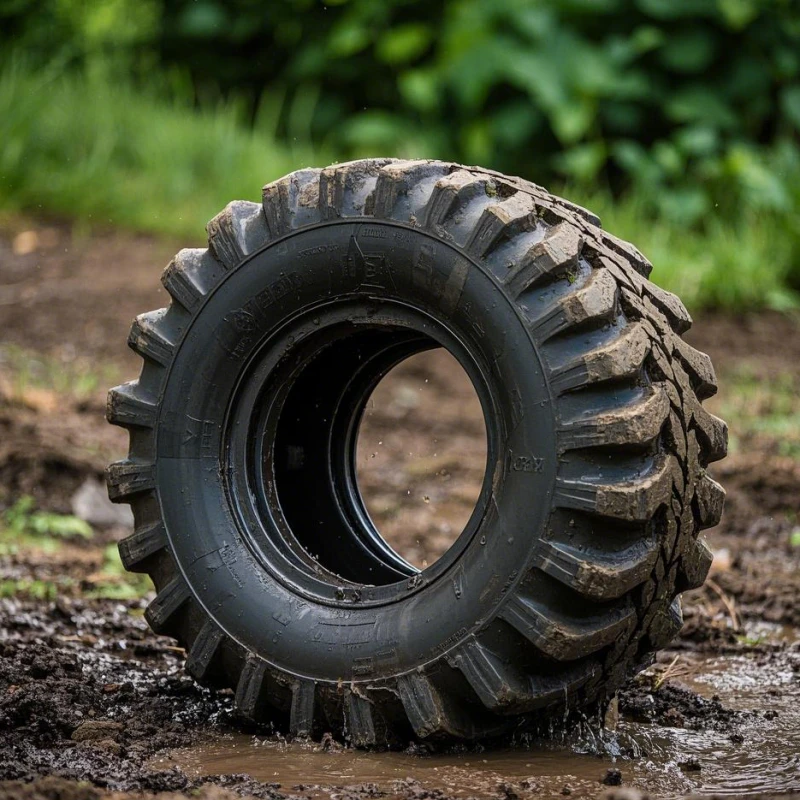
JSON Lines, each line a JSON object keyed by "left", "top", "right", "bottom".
{"left": 156, "top": 220, "right": 557, "bottom": 682}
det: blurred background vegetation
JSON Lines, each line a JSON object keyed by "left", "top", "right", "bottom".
{"left": 1, "top": 0, "right": 799, "bottom": 310}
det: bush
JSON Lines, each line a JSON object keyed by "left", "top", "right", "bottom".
{"left": 1, "top": 0, "right": 799, "bottom": 307}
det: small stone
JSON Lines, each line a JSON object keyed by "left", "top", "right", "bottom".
{"left": 12, "top": 230, "right": 38, "bottom": 255}
{"left": 601, "top": 768, "right": 623, "bottom": 786}
{"left": 663, "top": 707, "right": 685, "bottom": 727}
{"left": 92, "top": 738, "right": 122, "bottom": 756}
{"left": 71, "top": 477, "right": 133, "bottom": 528}
{"left": 71, "top": 720, "right": 124, "bottom": 743}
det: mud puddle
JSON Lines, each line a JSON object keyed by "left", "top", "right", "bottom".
{"left": 154, "top": 648, "right": 800, "bottom": 798}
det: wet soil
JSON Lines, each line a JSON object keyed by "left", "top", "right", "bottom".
{"left": 1, "top": 219, "right": 800, "bottom": 799}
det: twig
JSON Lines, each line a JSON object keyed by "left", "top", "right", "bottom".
{"left": 705, "top": 577, "right": 741, "bottom": 632}
{"left": 654, "top": 654, "right": 680, "bottom": 690}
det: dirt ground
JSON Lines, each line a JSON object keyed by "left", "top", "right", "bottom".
{"left": 1, "top": 219, "right": 799, "bottom": 800}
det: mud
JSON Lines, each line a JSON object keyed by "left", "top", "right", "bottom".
{"left": 2, "top": 220, "right": 800, "bottom": 799}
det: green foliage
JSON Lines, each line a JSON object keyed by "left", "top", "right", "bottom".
{"left": 2, "top": 496, "right": 93, "bottom": 541}
{"left": 579, "top": 185, "right": 800, "bottom": 311}
{"left": 0, "top": 496, "right": 93, "bottom": 556}
{"left": 0, "top": 60, "right": 320, "bottom": 237}
{"left": 0, "top": 344, "right": 120, "bottom": 401}
{"left": 84, "top": 544, "right": 152, "bottom": 600}
{"left": 0, "top": 578, "right": 71, "bottom": 601}
{"left": 717, "top": 366, "right": 800, "bottom": 459}
{"left": 1, "top": 0, "right": 799, "bottom": 308}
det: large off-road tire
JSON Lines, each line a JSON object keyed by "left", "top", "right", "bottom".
{"left": 107, "top": 159, "right": 726, "bottom": 746}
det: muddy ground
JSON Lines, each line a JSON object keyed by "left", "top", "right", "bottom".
{"left": 0, "top": 219, "right": 799, "bottom": 799}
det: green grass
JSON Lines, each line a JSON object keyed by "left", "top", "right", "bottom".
{"left": 0, "top": 60, "right": 321, "bottom": 238}
{"left": 574, "top": 191, "right": 799, "bottom": 312}
{"left": 0, "top": 59, "right": 797, "bottom": 311}
{"left": 0, "top": 343, "right": 120, "bottom": 401}
{"left": 717, "top": 366, "right": 800, "bottom": 459}
{"left": 0, "top": 496, "right": 92, "bottom": 556}
{"left": 0, "top": 497, "right": 152, "bottom": 599}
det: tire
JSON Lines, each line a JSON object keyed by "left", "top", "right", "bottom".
{"left": 107, "top": 159, "right": 727, "bottom": 746}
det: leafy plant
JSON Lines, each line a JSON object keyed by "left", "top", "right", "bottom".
{"left": 2, "top": 496, "right": 93, "bottom": 542}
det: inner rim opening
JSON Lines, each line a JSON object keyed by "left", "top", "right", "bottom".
{"left": 257, "top": 320, "right": 494, "bottom": 589}
{"left": 355, "top": 350, "right": 488, "bottom": 570}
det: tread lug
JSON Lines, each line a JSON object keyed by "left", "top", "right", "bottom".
{"left": 161, "top": 249, "right": 208, "bottom": 311}
{"left": 422, "top": 170, "right": 485, "bottom": 228}
{"left": 107, "top": 460, "right": 155, "bottom": 502}
{"left": 370, "top": 160, "right": 452, "bottom": 221}
{"left": 692, "top": 404, "right": 728, "bottom": 464}
{"left": 505, "top": 222, "right": 582, "bottom": 297}
{"left": 555, "top": 453, "right": 675, "bottom": 521}
{"left": 318, "top": 159, "right": 394, "bottom": 219}
{"left": 529, "top": 267, "right": 618, "bottom": 341}
{"left": 106, "top": 382, "right": 157, "bottom": 429}
{"left": 397, "top": 673, "right": 453, "bottom": 739}
{"left": 535, "top": 538, "right": 660, "bottom": 602}
{"left": 127, "top": 310, "right": 174, "bottom": 367}
{"left": 550, "top": 323, "right": 650, "bottom": 393}
{"left": 344, "top": 690, "right": 376, "bottom": 746}
{"left": 644, "top": 283, "right": 692, "bottom": 334}
{"left": 262, "top": 168, "right": 323, "bottom": 237}
{"left": 499, "top": 592, "right": 636, "bottom": 661}
{"left": 648, "top": 597, "right": 684, "bottom": 648}
{"left": 694, "top": 473, "right": 725, "bottom": 530}
{"left": 464, "top": 193, "right": 537, "bottom": 258}
{"left": 677, "top": 536, "right": 713, "bottom": 591}
{"left": 207, "top": 200, "right": 268, "bottom": 269}
{"left": 559, "top": 386, "right": 669, "bottom": 451}
{"left": 185, "top": 620, "right": 225, "bottom": 682}
{"left": 118, "top": 521, "right": 166, "bottom": 571}
{"left": 601, "top": 231, "right": 652, "bottom": 278}
{"left": 290, "top": 679, "right": 316, "bottom": 737}
{"left": 673, "top": 337, "right": 718, "bottom": 400}
{"left": 145, "top": 575, "right": 190, "bottom": 633}
{"left": 235, "top": 655, "right": 268, "bottom": 720}
{"left": 447, "top": 637, "right": 526, "bottom": 713}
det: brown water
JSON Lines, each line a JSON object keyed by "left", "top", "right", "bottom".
{"left": 155, "top": 647, "right": 800, "bottom": 797}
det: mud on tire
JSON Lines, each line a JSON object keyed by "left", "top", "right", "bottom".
{"left": 107, "top": 159, "right": 726, "bottom": 746}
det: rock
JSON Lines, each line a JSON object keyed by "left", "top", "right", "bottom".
{"left": 601, "top": 768, "right": 623, "bottom": 786}
{"left": 71, "top": 719, "right": 124, "bottom": 742}
{"left": 92, "top": 737, "right": 123, "bottom": 756}
{"left": 71, "top": 477, "right": 133, "bottom": 528}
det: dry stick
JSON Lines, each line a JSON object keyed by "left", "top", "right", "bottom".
{"left": 705, "top": 577, "right": 741, "bottom": 632}
{"left": 653, "top": 654, "right": 680, "bottom": 690}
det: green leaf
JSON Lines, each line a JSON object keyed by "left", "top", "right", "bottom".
{"left": 717, "top": 0, "right": 761, "bottom": 29}
{"left": 637, "top": 0, "right": 717, "bottom": 18}
{"left": 28, "top": 511, "right": 93, "bottom": 539}
{"left": 555, "top": 141, "right": 608, "bottom": 183}
{"left": 790, "top": 527, "right": 800, "bottom": 548}
{"left": 376, "top": 24, "right": 432, "bottom": 65}
{"left": 674, "top": 125, "right": 719, "bottom": 157}
{"left": 653, "top": 140, "right": 684, "bottom": 176}
{"left": 659, "top": 29, "right": 718, "bottom": 73}
{"left": 657, "top": 185, "right": 711, "bottom": 225}
{"left": 666, "top": 87, "right": 738, "bottom": 129}
{"left": 398, "top": 68, "right": 439, "bottom": 113}
{"left": 328, "top": 21, "right": 370, "bottom": 57}
{"left": 781, "top": 85, "right": 800, "bottom": 130}
{"left": 551, "top": 99, "right": 596, "bottom": 144}
{"left": 176, "top": 2, "right": 225, "bottom": 38}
